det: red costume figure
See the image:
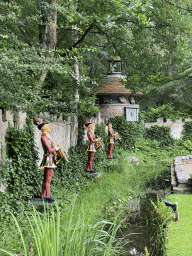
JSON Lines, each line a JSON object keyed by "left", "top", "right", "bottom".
{"left": 83, "top": 119, "right": 98, "bottom": 174}
{"left": 33, "top": 118, "right": 62, "bottom": 202}
{"left": 105, "top": 120, "right": 116, "bottom": 159}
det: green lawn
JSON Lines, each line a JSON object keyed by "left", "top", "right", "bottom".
{"left": 166, "top": 194, "right": 192, "bottom": 256}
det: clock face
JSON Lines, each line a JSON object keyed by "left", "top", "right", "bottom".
{"left": 126, "top": 108, "right": 137, "bottom": 121}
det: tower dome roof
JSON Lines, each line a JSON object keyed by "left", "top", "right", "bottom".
{"left": 90, "top": 73, "right": 142, "bottom": 96}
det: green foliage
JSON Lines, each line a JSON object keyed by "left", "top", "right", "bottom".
{"left": 1, "top": 0, "right": 192, "bottom": 115}
{"left": 182, "top": 140, "right": 192, "bottom": 153}
{"left": 181, "top": 120, "right": 192, "bottom": 141}
{"left": 109, "top": 115, "right": 145, "bottom": 150}
{"left": 134, "top": 138, "right": 163, "bottom": 161}
{"left": 53, "top": 140, "right": 109, "bottom": 192}
{"left": 138, "top": 53, "right": 192, "bottom": 115}
{"left": 142, "top": 104, "right": 188, "bottom": 123}
{"left": 5, "top": 121, "right": 41, "bottom": 198}
{"left": 1, "top": 125, "right": 191, "bottom": 255}
{"left": 0, "top": 118, "right": 41, "bottom": 220}
{"left": 144, "top": 165, "right": 171, "bottom": 191}
{"left": 150, "top": 197, "right": 173, "bottom": 256}
{"left": 0, "top": 199, "right": 121, "bottom": 256}
{"left": 94, "top": 122, "right": 108, "bottom": 152}
{"left": 52, "top": 145, "right": 89, "bottom": 192}
{"left": 144, "top": 125, "right": 174, "bottom": 147}
{"left": 100, "top": 197, "right": 129, "bottom": 222}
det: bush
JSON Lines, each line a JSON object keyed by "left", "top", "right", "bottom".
{"left": 142, "top": 104, "right": 187, "bottom": 123}
{"left": 109, "top": 115, "right": 145, "bottom": 150}
{"left": 150, "top": 198, "right": 173, "bottom": 255}
{"left": 182, "top": 121, "right": 192, "bottom": 141}
{"left": 144, "top": 125, "right": 174, "bottom": 147}
{"left": 4, "top": 121, "right": 41, "bottom": 199}
{"left": 0, "top": 118, "right": 41, "bottom": 220}
{"left": 52, "top": 145, "right": 89, "bottom": 192}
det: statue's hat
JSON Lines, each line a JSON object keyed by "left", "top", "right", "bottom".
{"left": 83, "top": 119, "right": 92, "bottom": 127}
{"left": 33, "top": 118, "right": 49, "bottom": 130}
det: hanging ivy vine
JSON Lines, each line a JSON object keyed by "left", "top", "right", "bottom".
{"left": 0, "top": 117, "right": 42, "bottom": 220}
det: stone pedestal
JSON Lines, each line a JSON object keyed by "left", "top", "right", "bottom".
{"left": 171, "top": 155, "right": 192, "bottom": 193}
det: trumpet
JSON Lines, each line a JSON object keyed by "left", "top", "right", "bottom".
{"left": 54, "top": 149, "right": 69, "bottom": 164}
{"left": 95, "top": 136, "right": 104, "bottom": 150}
{"left": 114, "top": 132, "right": 121, "bottom": 141}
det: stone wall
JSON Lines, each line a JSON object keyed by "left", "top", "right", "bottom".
{"left": 0, "top": 110, "right": 105, "bottom": 191}
{"left": 34, "top": 112, "right": 105, "bottom": 165}
{"left": 0, "top": 111, "right": 191, "bottom": 192}
{"left": 144, "top": 118, "right": 192, "bottom": 139}
{"left": 0, "top": 114, "right": 191, "bottom": 166}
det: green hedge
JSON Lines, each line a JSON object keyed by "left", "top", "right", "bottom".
{"left": 182, "top": 121, "right": 192, "bottom": 141}
{"left": 144, "top": 125, "right": 174, "bottom": 147}
{"left": 109, "top": 115, "right": 145, "bottom": 150}
{"left": 53, "top": 140, "right": 107, "bottom": 192}
{"left": 3, "top": 119, "right": 41, "bottom": 199}
{"left": 142, "top": 104, "right": 188, "bottom": 123}
{"left": 52, "top": 145, "right": 89, "bottom": 192}
{"left": 0, "top": 118, "right": 41, "bottom": 221}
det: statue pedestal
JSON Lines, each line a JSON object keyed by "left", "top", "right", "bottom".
{"left": 31, "top": 198, "right": 62, "bottom": 209}
{"left": 85, "top": 172, "right": 101, "bottom": 177}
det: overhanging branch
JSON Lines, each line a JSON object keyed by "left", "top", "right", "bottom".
{"left": 164, "top": 0, "right": 192, "bottom": 13}
{"left": 62, "top": 21, "right": 96, "bottom": 55}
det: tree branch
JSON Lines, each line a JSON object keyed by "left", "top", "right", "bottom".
{"left": 144, "top": 24, "right": 170, "bottom": 28}
{"left": 16, "top": 22, "right": 38, "bottom": 47}
{"left": 62, "top": 21, "right": 96, "bottom": 55}
{"left": 164, "top": 0, "right": 192, "bottom": 13}
{"left": 94, "top": 25, "right": 122, "bottom": 57}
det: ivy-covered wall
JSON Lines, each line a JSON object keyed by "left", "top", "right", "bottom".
{"left": 0, "top": 110, "right": 105, "bottom": 168}
{"left": 144, "top": 118, "right": 192, "bottom": 139}
{"left": 0, "top": 110, "right": 27, "bottom": 165}
{"left": 0, "top": 111, "right": 192, "bottom": 169}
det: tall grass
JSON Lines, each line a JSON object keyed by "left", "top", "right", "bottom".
{"left": 150, "top": 197, "right": 173, "bottom": 256}
{"left": 0, "top": 197, "right": 122, "bottom": 256}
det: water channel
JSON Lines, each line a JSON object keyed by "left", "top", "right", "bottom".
{"left": 116, "top": 170, "right": 172, "bottom": 256}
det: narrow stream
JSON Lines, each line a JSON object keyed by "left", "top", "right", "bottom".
{"left": 116, "top": 170, "right": 172, "bottom": 256}
{"left": 116, "top": 192, "right": 160, "bottom": 255}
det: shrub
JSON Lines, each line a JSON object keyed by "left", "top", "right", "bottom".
{"left": 52, "top": 145, "right": 89, "bottom": 192}
{"left": 109, "top": 115, "right": 145, "bottom": 150}
{"left": 144, "top": 125, "right": 174, "bottom": 147}
{"left": 4, "top": 120, "right": 41, "bottom": 199}
{"left": 150, "top": 197, "right": 173, "bottom": 255}
{"left": 0, "top": 118, "right": 41, "bottom": 221}
{"left": 142, "top": 104, "right": 187, "bottom": 123}
{"left": 182, "top": 121, "right": 192, "bottom": 141}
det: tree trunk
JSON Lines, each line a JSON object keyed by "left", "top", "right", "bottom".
{"left": 37, "top": 0, "right": 58, "bottom": 87}
{"left": 72, "top": 24, "right": 81, "bottom": 145}
{"left": 72, "top": 25, "right": 80, "bottom": 103}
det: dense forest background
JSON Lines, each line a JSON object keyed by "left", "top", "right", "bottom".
{"left": 1, "top": 0, "right": 192, "bottom": 118}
